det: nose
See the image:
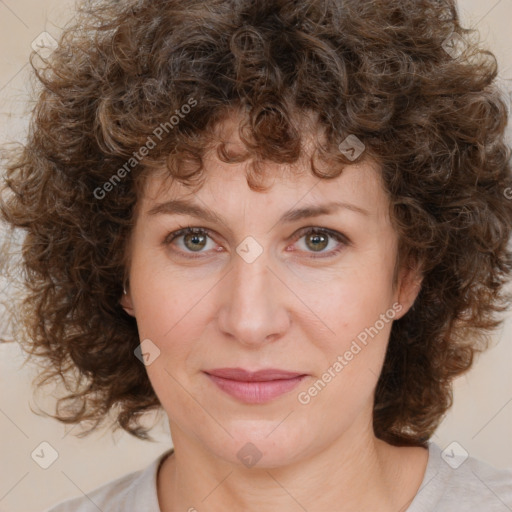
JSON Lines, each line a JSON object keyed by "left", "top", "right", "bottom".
{"left": 217, "top": 249, "right": 291, "bottom": 348}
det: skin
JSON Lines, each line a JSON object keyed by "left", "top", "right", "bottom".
{"left": 121, "top": 115, "right": 428, "bottom": 512}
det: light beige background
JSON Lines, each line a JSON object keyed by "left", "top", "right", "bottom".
{"left": 1, "top": 1, "right": 511, "bottom": 511}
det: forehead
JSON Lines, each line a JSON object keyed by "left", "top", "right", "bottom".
{"left": 137, "top": 112, "right": 388, "bottom": 219}
{"left": 138, "top": 160, "right": 389, "bottom": 233}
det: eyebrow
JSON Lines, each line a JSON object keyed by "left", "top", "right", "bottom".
{"left": 146, "top": 198, "right": 369, "bottom": 225}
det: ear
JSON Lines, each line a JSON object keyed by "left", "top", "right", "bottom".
{"left": 393, "top": 260, "right": 423, "bottom": 321}
{"left": 120, "top": 288, "right": 136, "bottom": 317}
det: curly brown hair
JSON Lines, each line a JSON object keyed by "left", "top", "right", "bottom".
{"left": 1, "top": 0, "right": 511, "bottom": 447}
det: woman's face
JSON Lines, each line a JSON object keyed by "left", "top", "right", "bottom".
{"left": 121, "top": 121, "right": 421, "bottom": 467}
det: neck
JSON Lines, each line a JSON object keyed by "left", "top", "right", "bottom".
{"left": 157, "top": 420, "right": 427, "bottom": 512}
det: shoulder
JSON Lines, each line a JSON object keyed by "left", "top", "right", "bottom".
{"left": 408, "top": 442, "right": 512, "bottom": 512}
{"left": 43, "top": 449, "right": 172, "bottom": 512}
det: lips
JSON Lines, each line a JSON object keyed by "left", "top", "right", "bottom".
{"left": 204, "top": 367, "right": 307, "bottom": 404}
{"left": 205, "top": 368, "right": 305, "bottom": 382}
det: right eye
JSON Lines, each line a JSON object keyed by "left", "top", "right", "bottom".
{"left": 163, "top": 227, "right": 222, "bottom": 258}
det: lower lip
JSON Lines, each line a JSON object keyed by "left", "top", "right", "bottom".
{"left": 205, "top": 373, "right": 307, "bottom": 404}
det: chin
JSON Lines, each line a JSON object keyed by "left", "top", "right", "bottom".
{"left": 204, "top": 421, "right": 309, "bottom": 469}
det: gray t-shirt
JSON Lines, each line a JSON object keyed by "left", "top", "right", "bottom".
{"left": 44, "top": 441, "right": 512, "bottom": 511}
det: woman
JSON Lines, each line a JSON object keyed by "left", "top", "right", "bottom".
{"left": 1, "top": 0, "right": 512, "bottom": 510}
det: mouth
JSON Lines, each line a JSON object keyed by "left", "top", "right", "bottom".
{"left": 203, "top": 368, "right": 308, "bottom": 404}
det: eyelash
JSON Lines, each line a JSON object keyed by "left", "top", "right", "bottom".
{"left": 163, "top": 226, "right": 349, "bottom": 260}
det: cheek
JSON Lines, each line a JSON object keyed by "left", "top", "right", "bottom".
{"left": 298, "top": 257, "right": 396, "bottom": 349}
{"left": 130, "top": 249, "right": 210, "bottom": 330}
{"left": 296, "top": 280, "right": 396, "bottom": 420}
{"left": 127, "top": 262, "right": 205, "bottom": 389}
{"left": 131, "top": 274, "right": 210, "bottom": 416}
{"left": 296, "top": 273, "right": 397, "bottom": 410}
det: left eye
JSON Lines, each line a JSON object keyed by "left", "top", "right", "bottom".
{"left": 163, "top": 226, "right": 349, "bottom": 258}
{"left": 291, "top": 227, "right": 348, "bottom": 258}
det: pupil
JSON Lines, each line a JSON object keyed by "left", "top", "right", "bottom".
{"left": 307, "top": 233, "right": 327, "bottom": 251}
{"left": 185, "top": 233, "right": 206, "bottom": 251}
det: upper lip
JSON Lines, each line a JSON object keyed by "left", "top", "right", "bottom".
{"left": 204, "top": 368, "right": 306, "bottom": 382}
